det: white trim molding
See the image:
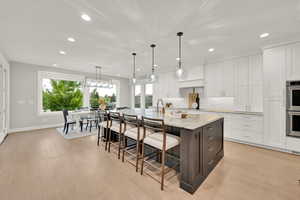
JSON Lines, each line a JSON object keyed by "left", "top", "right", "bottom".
{"left": 37, "top": 71, "right": 85, "bottom": 116}
{"left": 8, "top": 123, "right": 64, "bottom": 134}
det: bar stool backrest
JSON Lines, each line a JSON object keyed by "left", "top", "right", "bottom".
{"left": 123, "top": 114, "right": 139, "bottom": 130}
{"left": 142, "top": 116, "right": 165, "bottom": 133}
{"left": 109, "top": 112, "right": 122, "bottom": 126}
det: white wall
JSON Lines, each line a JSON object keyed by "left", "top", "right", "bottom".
{"left": 0, "top": 53, "right": 9, "bottom": 143}
{"left": 9, "top": 61, "right": 131, "bottom": 132}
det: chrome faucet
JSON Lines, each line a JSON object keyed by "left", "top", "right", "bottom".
{"left": 156, "top": 98, "right": 164, "bottom": 112}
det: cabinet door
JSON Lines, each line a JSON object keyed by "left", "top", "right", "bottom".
{"left": 264, "top": 100, "right": 286, "bottom": 148}
{"left": 286, "top": 43, "right": 300, "bottom": 81}
{"left": 249, "top": 54, "right": 263, "bottom": 85}
{"left": 235, "top": 85, "right": 249, "bottom": 111}
{"left": 205, "top": 63, "right": 222, "bottom": 97}
{"left": 263, "top": 48, "right": 286, "bottom": 100}
{"left": 249, "top": 84, "right": 263, "bottom": 112}
{"left": 222, "top": 60, "right": 235, "bottom": 97}
{"left": 235, "top": 57, "right": 249, "bottom": 86}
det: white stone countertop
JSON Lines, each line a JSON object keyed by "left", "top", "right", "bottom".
{"left": 116, "top": 109, "right": 223, "bottom": 130}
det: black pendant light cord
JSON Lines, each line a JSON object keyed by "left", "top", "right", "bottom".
{"left": 177, "top": 32, "right": 183, "bottom": 69}
{"left": 132, "top": 53, "right": 136, "bottom": 78}
{"left": 151, "top": 44, "right": 156, "bottom": 74}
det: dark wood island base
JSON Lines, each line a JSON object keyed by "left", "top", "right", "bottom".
{"left": 180, "top": 118, "right": 224, "bottom": 194}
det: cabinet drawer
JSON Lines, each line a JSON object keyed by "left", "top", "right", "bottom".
{"left": 231, "top": 129, "right": 264, "bottom": 144}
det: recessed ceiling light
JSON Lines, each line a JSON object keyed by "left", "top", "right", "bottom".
{"left": 59, "top": 50, "right": 66, "bottom": 55}
{"left": 67, "top": 37, "right": 76, "bottom": 42}
{"left": 154, "top": 64, "right": 158, "bottom": 67}
{"left": 260, "top": 33, "right": 270, "bottom": 38}
{"left": 81, "top": 14, "right": 91, "bottom": 21}
{"left": 52, "top": 64, "right": 57, "bottom": 67}
{"left": 208, "top": 48, "right": 215, "bottom": 52}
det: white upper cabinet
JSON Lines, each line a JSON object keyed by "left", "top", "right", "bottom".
{"left": 263, "top": 47, "right": 286, "bottom": 100}
{"left": 286, "top": 43, "right": 300, "bottom": 81}
{"left": 222, "top": 60, "right": 235, "bottom": 97}
{"left": 205, "top": 61, "right": 235, "bottom": 97}
{"left": 205, "top": 62, "right": 223, "bottom": 97}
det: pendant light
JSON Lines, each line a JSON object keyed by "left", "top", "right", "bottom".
{"left": 150, "top": 44, "right": 156, "bottom": 82}
{"left": 176, "top": 32, "right": 184, "bottom": 78}
{"left": 132, "top": 52, "right": 137, "bottom": 84}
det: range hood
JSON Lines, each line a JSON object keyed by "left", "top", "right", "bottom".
{"left": 178, "top": 78, "right": 204, "bottom": 88}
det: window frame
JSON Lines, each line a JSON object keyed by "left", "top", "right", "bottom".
{"left": 37, "top": 71, "right": 121, "bottom": 116}
{"left": 132, "top": 83, "right": 153, "bottom": 109}
{"left": 37, "top": 71, "right": 85, "bottom": 116}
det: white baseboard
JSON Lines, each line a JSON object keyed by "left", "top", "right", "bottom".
{"left": 0, "top": 132, "right": 7, "bottom": 144}
{"left": 8, "top": 123, "right": 64, "bottom": 134}
{"left": 225, "top": 137, "right": 300, "bottom": 155}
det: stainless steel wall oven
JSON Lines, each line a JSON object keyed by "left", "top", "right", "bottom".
{"left": 287, "top": 81, "right": 300, "bottom": 138}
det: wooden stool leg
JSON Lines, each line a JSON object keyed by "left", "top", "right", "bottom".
{"left": 108, "top": 129, "right": 112, "bottom": 153}
{"left": 140, "top": 141, "right": 145, "bottom": 175}
{"left": 118, "top": 133, "right": 122, "bottom": 159}
{"left": 122, "top": 135, "right": 126, "bottom": 162}
{"left": 97, "top": 126, "right": 101, "bottom": 146}
{"left": 161, "top": 149, "right": 166, "bottom": 191}
{"left": 135, "top": 140, "right": 140, "bottom": 172}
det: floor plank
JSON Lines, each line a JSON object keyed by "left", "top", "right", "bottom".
{"left": 0, "top": 128, "right": 299, "bottom": 200}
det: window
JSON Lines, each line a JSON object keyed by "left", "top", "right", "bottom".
{"left": 145, "top": 84, "right": 153, "bottom": 108}
{"left": 132, "top": 83, "right": 153, "bottom": 109}
{"left": 38, "top": 72, "right": 85, "bottom": 114}
{"left": 134, "top": 85, "right": 142, "bottom": 108}
{"left": 42, "top": 79, "right": 83, "bottom": 112}
{"left": 38, "top": 71, "right": 121, "bottom": 114}
{"left": 89, "top": 84, "right": 117, "bottom": 110}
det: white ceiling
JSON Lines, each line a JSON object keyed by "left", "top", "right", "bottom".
{"left": 0, "top": 0, "right": 300, "bottom": 78}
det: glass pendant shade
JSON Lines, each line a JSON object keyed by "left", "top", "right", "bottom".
{"left": 176, "top": 32, "right": 184, "bottom": 79}
{"left": 132, "top": 77, "right": 136, "bottom": 84}
{"left": 176, "top": 68, "right": 183, "bottom": 78}
{"left": 150, "top": 74, "right": 156, "bottom": 82}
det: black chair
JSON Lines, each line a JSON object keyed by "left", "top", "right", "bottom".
{"left": 86, "top": 110, "right": 100, "bottom": 132}
{"left": 62, "top": 109, "right": 77, "bottom": 135}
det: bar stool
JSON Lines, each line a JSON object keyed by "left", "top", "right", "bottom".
{"left": 97, "top": 110, "right": 109, "bottom": 147}
{"left": 106, "top": 112, "right": 124, "bottom": 159}
{"left": 140, "top": 116, "right": 180, "bottom": 191}
{"left": 121, "top": 114, "right": 142, "bottom": 171}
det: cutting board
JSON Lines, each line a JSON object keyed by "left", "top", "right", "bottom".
{"left": 188, "top": 93, "right": 198, "bottom": 108}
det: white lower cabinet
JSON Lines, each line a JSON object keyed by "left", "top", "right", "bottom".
{"left": 202, "top": 112, "right": 264, "bottom": 145}
{"left": 228, "top": 114, "right": 264, "bottom": 145}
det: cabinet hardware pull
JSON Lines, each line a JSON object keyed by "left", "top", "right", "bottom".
{"left": 208, "top": 147, "right": 214, "bottom": 152}
{"left": 208, "top": 160, "right": 214, "bottom": 165}
{"left": 209, "top": 136, "right": 214, "bottom": 141}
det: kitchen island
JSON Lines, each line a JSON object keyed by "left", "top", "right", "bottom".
{"left": 117, "top": 109, "right": 224, "bottom": 194}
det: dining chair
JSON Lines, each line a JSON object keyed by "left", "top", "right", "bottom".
{"left": 122, "top": 114, "right": 142, "bottom": 171}
{"left": 97, "top": 110, "right": 109, "bottom": 147}
{"left": 62, "top": 109, "right": 77, "bottom": 135}
{"left": 140, "top": 116, "right": 180, "bottom": 190}
{"left": 106, "top": 111, "right": 124, "bottom": 159}
{"left": 85, "top": 110, "right": 99, "bottom": 132}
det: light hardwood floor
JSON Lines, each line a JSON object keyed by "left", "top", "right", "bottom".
{"left": 0, "top": 128, "right": 299, "bottom": 200}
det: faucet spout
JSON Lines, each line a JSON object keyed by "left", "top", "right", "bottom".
{"left": 156, "top": 98, "right": 164, "bottom": 112}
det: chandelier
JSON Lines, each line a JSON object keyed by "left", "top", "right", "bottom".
{"left": 84, "top": 66, "right": 113, "bottom": 88}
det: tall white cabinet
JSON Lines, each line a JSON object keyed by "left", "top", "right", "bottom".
{"left": 263, "top": 42, "right": 300, "bottom": 152}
